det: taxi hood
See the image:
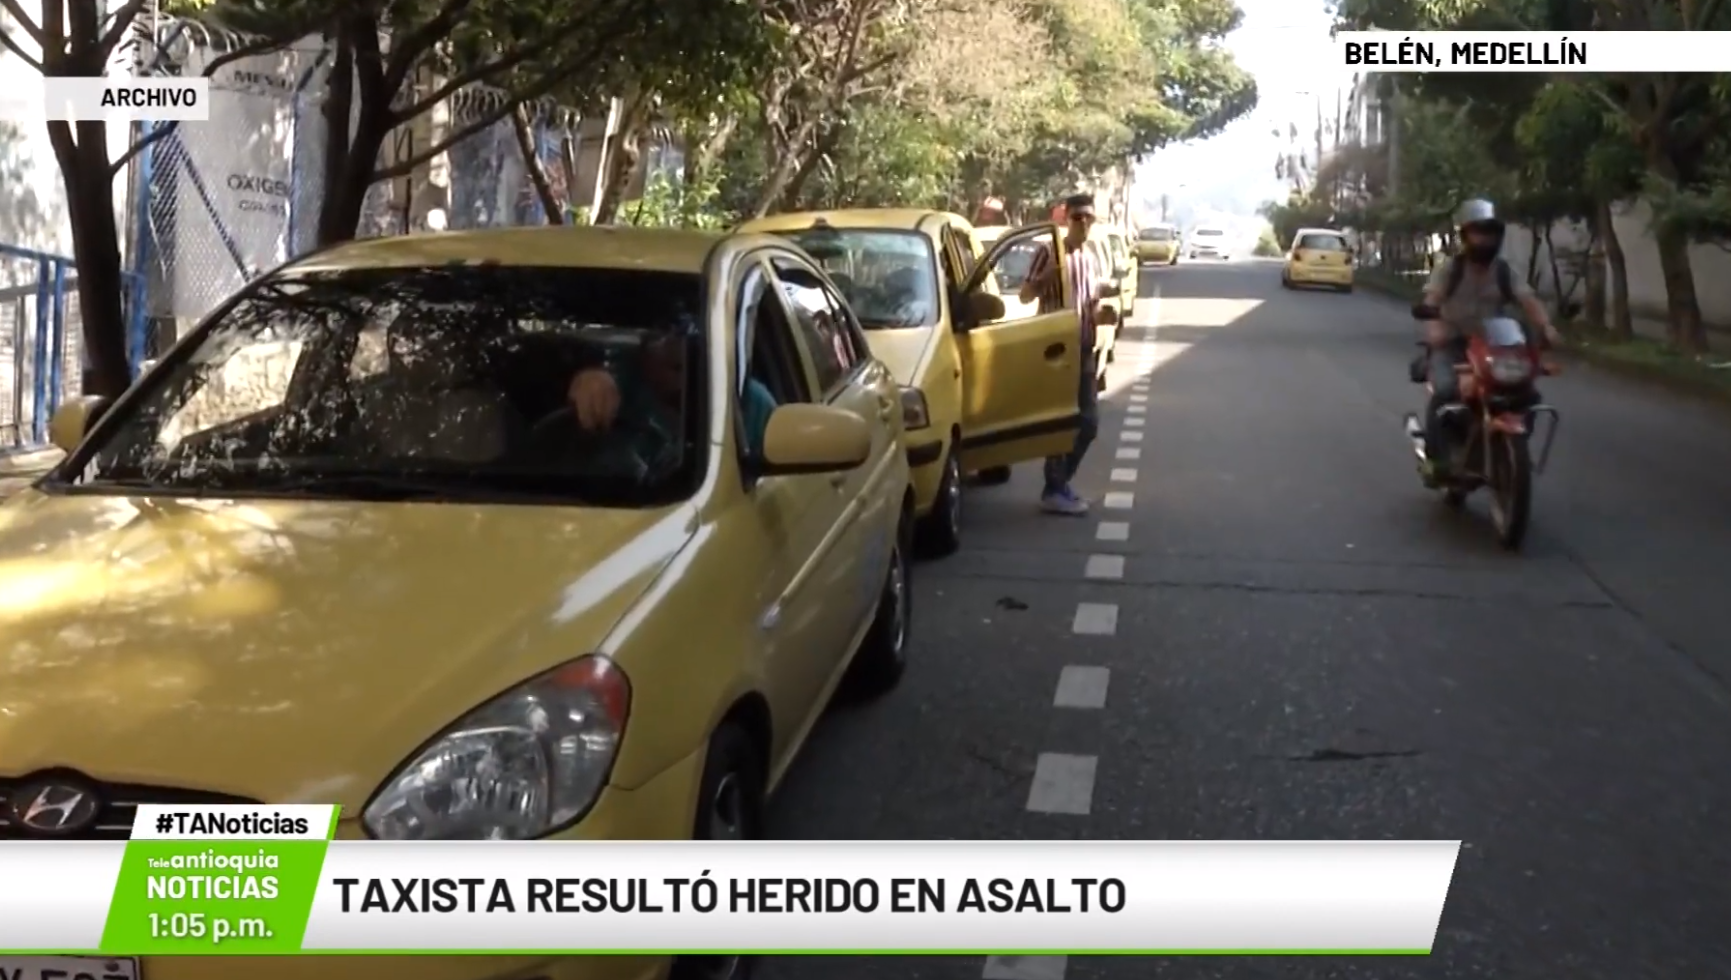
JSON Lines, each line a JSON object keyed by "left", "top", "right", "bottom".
{"left": 0, "top": 490, "right": 695, "bottom": 810}
{"left": 862, "top": 326, "right": 935, "bottom": 386}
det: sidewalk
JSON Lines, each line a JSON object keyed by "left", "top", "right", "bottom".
{"left": 0, "top": 447, "right": 62, "bottom": 499}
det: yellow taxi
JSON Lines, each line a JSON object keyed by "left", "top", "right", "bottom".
{"left": 1281, "top": 227, "right": 1355, "bottom": 292}
{"left": 1134, "top": 223, "right": 1180, "bottom": 265}
{"left": 740, "top": 210, "right": 1088, "bottom": 554}
{"left": 0, "top": 226, "right": 914, "bottom": 980}
{"left": 1097, "top": 223, "right": 1139, "bottom": 324}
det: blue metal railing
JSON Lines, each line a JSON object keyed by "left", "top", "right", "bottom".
{"left": 0, "top": 243, "right": 146, "bottom": 455}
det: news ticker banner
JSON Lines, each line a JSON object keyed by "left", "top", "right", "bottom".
{"left": 1336, "top": 30, "right": 1726, "bottom": 72}
{"left": 0, "top": 805, "right": 1460, "bottom": 955}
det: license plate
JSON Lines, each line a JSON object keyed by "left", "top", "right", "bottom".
{"left": 0, "top": 958, "right": 138, "bottom": 980}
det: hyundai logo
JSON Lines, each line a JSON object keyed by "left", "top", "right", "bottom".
{"left": 10, "top": 780, "right": 101, "bottom": 835}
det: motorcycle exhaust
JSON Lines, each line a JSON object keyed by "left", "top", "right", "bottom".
{"left": 1402, "top": 414, "right": 1427, "bottom": 460}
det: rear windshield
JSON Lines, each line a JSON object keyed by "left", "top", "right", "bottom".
{"left": 1194, "top": 228, "right": 1223, "bottom": 237}
{"left": 1297, "top": 233, "right": 1347, "bottom": 251}
{"left": 57, "top": 266, "right": 708, "bottom": 505}
{"left": 1139, "top": 228, "right": 1175, "bottom": 241}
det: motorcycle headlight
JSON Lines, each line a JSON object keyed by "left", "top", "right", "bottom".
{"left": 363, "top": 656, "right": 630, "bottom": 840}
{"left": 1488, "top": 354, "right": 1533, "bottom": 384}
{"left": 900, "top": 386, "right": 931, "bottom": 429}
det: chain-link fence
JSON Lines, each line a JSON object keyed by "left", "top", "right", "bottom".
{"left": 128, "top": 21, "right": 592, "bottom": 338}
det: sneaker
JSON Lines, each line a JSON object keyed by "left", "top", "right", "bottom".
{"left": 1419, "top": 457, "right": 1449, "bottom": 488}
{"left": 1040, "top": 487, "right": 1089, "bottom": 515}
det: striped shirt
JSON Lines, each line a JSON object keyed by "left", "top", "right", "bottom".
{"left": 1025, "top": 240, "right": 1101, "bottom": 355}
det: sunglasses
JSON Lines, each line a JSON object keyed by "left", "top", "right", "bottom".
{"left": 1069, "top": 212, "right": 1096, "bottom": 223}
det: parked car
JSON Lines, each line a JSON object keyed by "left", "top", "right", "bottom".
{"left": 1, "top": 225, "right": 915, "bottom": 980}
{"left": 1281, "top": 227, "right": 1355, "bottom": 292}
{"left": 1097, "top": 224, "right": 1138, "bottom": 321}
{"left": 740, "top": 210, "right": 1088, "bottom": 552}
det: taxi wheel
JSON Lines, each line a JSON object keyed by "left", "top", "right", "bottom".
{"left": 917, "top": 447, "right": 963, "bottom": 558}
{"left": 672, "top": 723, "right": 765, "bottom": 980}
{"left": 1338, "top": 283, "right": 1354, "bottom": 294}
{"left": 849, "top": 509, "right": 912, "bottom": 695}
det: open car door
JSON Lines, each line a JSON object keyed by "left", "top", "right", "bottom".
{"left": 954, "top": 222, "right": 1082, "bottom": 473}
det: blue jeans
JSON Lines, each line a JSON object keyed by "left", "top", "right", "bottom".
{"left": 1044, "top": 356, "right": 1099, "bottom": 494}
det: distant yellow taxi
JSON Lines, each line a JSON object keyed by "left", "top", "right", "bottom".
{"left": 0, "top": 225, "right": 914, "bottom": 980}
{"left": 1282, "top": 227, "right": 1355, "bottom": 292}
{"left": 1134, "top": 223, "right": 1180, "bottom": 265}
{"left": 741, "top": 210, "right": 1088, "bottom": 554}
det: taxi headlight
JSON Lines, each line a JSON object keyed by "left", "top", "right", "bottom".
{"left": 363, "top": 656, "right": 630, "bottom": 840}
{"left": 900, "top": 386, "right": 931, "bottom": 430}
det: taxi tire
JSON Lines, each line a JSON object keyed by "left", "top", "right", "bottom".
{"left": 917, "top": 446, "right": 963, "bottom": 558}
{"left": 848, "top": 509, "right": 912, "bottom": 695}
{"left": 672, "top": 723, "right": 765, "bottom": 980}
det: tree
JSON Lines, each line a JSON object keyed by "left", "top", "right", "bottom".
{"left": 0, "top": 0, "right": 296, "bottom": 396}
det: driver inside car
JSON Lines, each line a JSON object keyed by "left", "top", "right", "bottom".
{"left": 564, "top": 333, "right": 776, "bottom": 460}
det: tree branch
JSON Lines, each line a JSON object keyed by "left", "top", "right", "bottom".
{"left": 95, "top": 0, "right": 148, "bottom": 60}
{"left": 0, "top": 23, "right": 42, "bottom": 69}
{"left": 105, "top": 33, "right": 301, "bottom": 177}
{"left": 386, "top": 27, "right": 592, "bottom": 126}
{"left": 382, "top": 0, "right": 478, "bottom": 94}
{"left": 0, "top": 0, "right": 42, "bottom": 45}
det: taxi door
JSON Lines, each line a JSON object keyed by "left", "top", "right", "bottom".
{"left": 954, "top": 222, "right": 1083, "bottom": 473}
{"left": 763, "top": 252, "right": 903, "bottom": 693}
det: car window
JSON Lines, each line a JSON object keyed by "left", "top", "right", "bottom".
{"left": 1297, "top": 233, "right": 1347, "bottom": 251}
{"left": 63, "top": 265, "right": 708, "bottom": 506}
{"left": 769, "top": 256, "right": 860, "bottom": 397}
{"left": 1195, "top": 228, "right": 1223, "bottom": 237}
{"left": 777, "top": 227, "right": 939, "bottom": 329}
{"left": 1139, "top": 227, "right": 1174, "bottom": 241}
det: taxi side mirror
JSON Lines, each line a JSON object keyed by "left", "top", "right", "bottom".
{"left": 960, "top": 290, "right": 1005, "bottom": 329}
{"left": 48, "top": 395, "right": 113, "bottom": 453}
{"left": 758, "top": 404, "right": 871, "bottom": 475}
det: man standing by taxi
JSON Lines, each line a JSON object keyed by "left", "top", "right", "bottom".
{"left": 1019, "top": 192, "right": 1117, "bottom": 516}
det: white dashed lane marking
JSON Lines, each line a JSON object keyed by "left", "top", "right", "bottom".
{"left": 983, "top": 957, "right": 1069, "bottom": 980}
{"left": 1116, "top": 447, "right": 1140, "bottom": 460}
{"left": 1071, "top": 602, "right": 1119, "bottom": 634}
{"left": 1084, "top": 554, "right": 1124, "bottom": 580}
{"left": 1120, "top": 430, "right": 1143, "bottom": 442}
{"left": 1130, "top": 393, "right": 1148, "bottom": 402}
{"left": 1110, "top": 468, "right": 1137, "bottom": 482}
{"left": 1124, "top": 416, "right": 1145, "bottom": 427}
{"left": 1053, "top": 665, "right": 1111, "bottom": 709}
{"left": 1095, "top": 521, "right": 1129, "bottom": 541}
{"left": 1103, "top": 491, "right": 1134, "bottom": 510}
{"left": 1127, "top": 404, "right": 1146, "bottom": 415}
{"left": 1026, "top": 753, "right": 1098, "bottom": 814}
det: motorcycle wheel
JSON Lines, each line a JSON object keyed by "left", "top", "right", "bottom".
{"left": 1487, "top": 432, "right": 1532, "bottom": 550}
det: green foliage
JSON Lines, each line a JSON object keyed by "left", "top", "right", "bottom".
{"left": 1258, "top": 193, "right": 1334, "bottom": 249}
{"left": 1252, "top": 226, "right": 1282, "bottom": 257}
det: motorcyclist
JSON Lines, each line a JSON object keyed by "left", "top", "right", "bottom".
{"left": 1416, "top": 199, "right": 1562, "bottom": 482}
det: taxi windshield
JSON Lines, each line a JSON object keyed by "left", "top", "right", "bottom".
{"left": 782, "top": 228, "right": 940, "bottom": 329}
{"left": 1139, "top": 228, "right": 1175, "bottom": 241}
{"left": 55, "top": 266, "right": 707, "bottom": 505}
{"left": 1298, "top": 233, "right": 1347, "bottom": 251}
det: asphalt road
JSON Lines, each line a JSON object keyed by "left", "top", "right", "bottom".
{"left": 758, "top": 257, "right": 1731, "bottom": 980}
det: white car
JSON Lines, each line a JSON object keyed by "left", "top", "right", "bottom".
{"left": 1189, "top": 227, "right": 1230, "bottom": 260}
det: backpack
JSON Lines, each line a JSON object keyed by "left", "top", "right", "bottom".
{"left": 1445, "top": 256, "right": 1517, "bottom": 307}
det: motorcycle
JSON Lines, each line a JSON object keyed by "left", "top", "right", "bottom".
{"left": 1401, "top": 306, "right": 1561, "bottom": 550}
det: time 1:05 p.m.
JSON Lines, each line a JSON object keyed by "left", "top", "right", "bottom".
{"left": 147, "top": 911, "right": 272, "bottom": 942}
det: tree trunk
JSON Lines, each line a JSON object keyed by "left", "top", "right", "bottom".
{"left": 778, "top": 124, "right": 841, "bottom": 211}
{"left": 512, "top": 107, "right": 564, "bottom": 225}
{"left": 1653, "top": 223, "right": 1707, "bottom": 352}
{"left": 751, "top": 110, "right": 822, "bottom": 218}
{"left": 48, "top": 123, "right": 131, "bottom": 397}
{"left": 1597, "top": 199, "right": 1632, "bottom": 339}
{"left": 683, "top": 115, "right": 738, "bottom": 187}
{"left": 1542, "top": 225, "right": 1567, "bottom": 313}
{"left": 594, "top": 93, "right": 652, "bottom": 225}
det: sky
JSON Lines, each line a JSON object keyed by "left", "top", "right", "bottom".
{"left": 1132, "top": 0, "right": 1358, "bottom": 230}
